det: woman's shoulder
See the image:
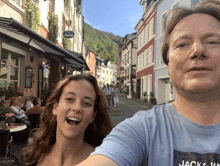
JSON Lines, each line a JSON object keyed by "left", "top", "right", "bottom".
{"left": 82, "top": 142, "right": 95, "bottom": 156}
{"left": 36, "top": 153, "right": 51, "bottom": 166}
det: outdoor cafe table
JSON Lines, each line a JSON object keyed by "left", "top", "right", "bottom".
{"left": 6, "top": 123, "right": 27, "bottom": 133}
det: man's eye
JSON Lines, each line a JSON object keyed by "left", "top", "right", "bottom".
{"left": 208, "top": 41, "right": 219, "bottom": 44}
{"left": 177, "top": 43, "right": 187, "bottom": 48}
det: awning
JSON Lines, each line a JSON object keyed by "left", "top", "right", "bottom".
{"left": 0, "top": 17, "right": 88, "bottom": 70}
{"left": 65, "top": 50, "right": 89, "bottom": 71}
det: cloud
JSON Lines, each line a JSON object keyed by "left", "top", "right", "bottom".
{"left": 129, "top": 13, "right": 142, "bottom": 29}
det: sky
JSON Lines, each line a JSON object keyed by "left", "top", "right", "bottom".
{"left": 82, "top": 0, "right": 143, "bottom": 37}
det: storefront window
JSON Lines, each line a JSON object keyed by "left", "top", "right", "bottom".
{"left": 0, "top": 50, "right": 21, "bottom": 91}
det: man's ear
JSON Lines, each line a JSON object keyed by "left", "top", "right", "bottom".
{"left": 53, "top": 103, "right": 58, "bottom": 115}
{"left": 168, "top": 62, "right": 170, "bottom": 76}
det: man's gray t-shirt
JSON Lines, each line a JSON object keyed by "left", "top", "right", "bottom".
{"left": 91, "top": 103, "right": 220, "bottom": 166}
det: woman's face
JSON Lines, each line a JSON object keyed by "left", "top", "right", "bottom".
{"left": 14, "top": 98, "right": 19, "bottom": 105}
{"left": 53, "top": 80, "right": 97, "bottom": 140}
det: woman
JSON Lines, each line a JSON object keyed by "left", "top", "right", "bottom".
{"left": 10, "top": 97, "right": 30, "bottom": 126}
{"left": 112, "top": 85, "right": 120, "bottom": 111}
{"left": 22, "top": 74, "right": 113, "bottom": 166}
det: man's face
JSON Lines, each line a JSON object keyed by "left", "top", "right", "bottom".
{"left": 168, "top": 14, "right": 220, "bottom": 94}
{"left": 106, "top": 84, "right": 109, "bottom": 87}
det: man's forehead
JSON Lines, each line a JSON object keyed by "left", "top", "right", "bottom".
{"left": 170, "top": 15, "right": 220, "bottom": 41}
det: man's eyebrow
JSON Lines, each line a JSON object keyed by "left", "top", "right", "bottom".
{"left": 172, "top": 32, "right": 220, "bottom": 43}
{"left": 201, "top": 32, "right": 220, "bottom": 39}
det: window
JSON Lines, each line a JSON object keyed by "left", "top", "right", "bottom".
{"left": 142, "top": 30, "right": 144, "bottom": 46}
{"left": 0, "top": 50, "right": 22, "bottom": 91}
{"left": 145, "top": 25, "right": 149, "bottom": 42}
{"left": 149, "top": 19, "right": 154, "bottom": 39}
{"left": 11, "top": 0, "right": 22, "bottom": 6}
{"left": 161, "top": 12, "right": 167, "bottom": 33}
{"left": 142, "top": 53, "right": 144, "bottom": 68}
{"left": 148, "top": 46, "right": 153, "bottom": 65}
{"left": 173, "top": 2, "right": 179, "bottom": 8}
{"left": 145, "top": 50, "right": 148, "bottom": 66}
{"left": 138, "top": 34, "right": 141, "bottom": 49}
{"left": 191, "top": 0, "right": 200, "bottom": 7}
{"left": 138, "top": 56, "right": 141, "bottom": 70}
{"left": 140, "top": 33, "right": 142, "bottom": 47}
{"left": 48, "top": 0, "right": 53, "bottom": 11}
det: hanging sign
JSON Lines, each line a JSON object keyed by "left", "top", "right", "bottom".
{"left": 63, "top": 31, "right": 75, "bottom": 38}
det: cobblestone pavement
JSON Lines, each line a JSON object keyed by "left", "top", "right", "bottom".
{"left": 109, "top": 95, "right": 154, "bottom": 127}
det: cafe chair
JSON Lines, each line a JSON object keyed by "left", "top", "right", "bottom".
{"left": 0, "top": 129, "right": 16, "bottom": 165}
{"left": 28, "top": 113, "right": 41, "bottom": 129}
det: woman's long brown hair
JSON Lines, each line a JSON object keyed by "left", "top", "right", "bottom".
{"left": 22, "top": 73, "right": 113, "bottom": 166}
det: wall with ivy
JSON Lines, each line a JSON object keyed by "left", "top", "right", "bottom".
{"left": 24, "top": 2, "right": 40, "bottom": 32}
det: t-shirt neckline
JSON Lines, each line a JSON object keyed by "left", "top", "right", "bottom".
{"left": 166, "top": 102, "right": 220, "bottom": 133}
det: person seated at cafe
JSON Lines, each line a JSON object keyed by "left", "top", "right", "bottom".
{"left": 22, "top": 73, "right": 113, "bottom": 166}
{"left": 10, "top": 97, "right": 30, "bottom": 126}
{"left": 25, "top": 94, "right": 37, "bottom": 112}
{"left": 26, "top": 97, "right": 44, "bottom": 117}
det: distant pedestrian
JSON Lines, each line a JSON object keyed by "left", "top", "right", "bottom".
{"left": 112, "top": 85, "right": 119, "bottom": 111}
{"left": 104, "top": 83, "right": 113, "bottom": 109}
{"left": 111, "top": 85, "right": 114, "bottom": 106}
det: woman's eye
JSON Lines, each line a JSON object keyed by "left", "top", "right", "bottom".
{"left": 83, "top": 102, "right": 92, "bottom": 107}
{"left": 66, "top": 98, "right": 74, "bottom": 102}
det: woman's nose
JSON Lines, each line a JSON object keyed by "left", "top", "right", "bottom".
{"left": 72, "top": 100, "right": 82, "bottom": 113}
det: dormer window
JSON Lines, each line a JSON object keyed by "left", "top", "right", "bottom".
{"left": 147, "top": 0, "right": 151, "bottom": 7}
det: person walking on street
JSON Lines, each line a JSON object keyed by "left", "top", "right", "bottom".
{"left": 112, "top": 85, "right": 119, "bottom": 111}
{"left": 75, "top": 1, "right": 220, "bottom": 165}
{"left": 104, "top": 83, "right": 113, "bottom": 109}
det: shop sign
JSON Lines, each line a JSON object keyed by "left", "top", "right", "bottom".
{"left": 0, "top": 67, "right": 8, "bottom": 76}
{"left": 6, "top": 60, "right": 15, "bottom": 66}
{"left": 63, "top": 31, "right": 74, "bottom": 38}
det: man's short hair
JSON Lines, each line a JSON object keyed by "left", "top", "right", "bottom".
{"left": 33, "top": 97, "right": 40, "bottom": 106}
{"left": 161, "top": 0, "right": 220, "bottom": 65}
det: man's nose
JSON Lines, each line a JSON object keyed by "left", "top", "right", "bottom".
{"left": 190, "top": 40, "right": 207, "bottom": 59}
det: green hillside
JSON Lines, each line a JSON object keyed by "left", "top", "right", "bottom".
{"left": 84, "top": 22, "right": 123, "bottom": 64}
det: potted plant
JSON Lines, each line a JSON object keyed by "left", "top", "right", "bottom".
{"left": 143, "top": 91, "right": 148, "bottom": 102}
{"left": 150, "top": 92, "right": 157, "bottom": 105}
{"left": 0, "top": 88, "right": 7, "bottom": 100}
{"left": 0, "top": 100, "right": 15, "bottom": 127}
{"left": 5, "top": 84, "right": 17, "bottom": 100}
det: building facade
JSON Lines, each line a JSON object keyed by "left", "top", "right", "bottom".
{"left": 135, "top": 0, "right": 156, "bottom": 99}
{"left": 120, "top": 33, "right": 137, "bottom": 98}
{"left": 0, "top": 0, "right": 87, "bottom": 100}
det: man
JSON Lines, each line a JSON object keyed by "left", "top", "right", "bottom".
{"left": 76, "top": 1, "right": 220, "bottom": 165}
{"left": 26, "top": 97, "right": 44, "bottom": 116}
{"left": 27, "top": 97, "right": 44, "bottom": 128}
{"left": 104, "top": 83, "right": 113, "bottom": 109}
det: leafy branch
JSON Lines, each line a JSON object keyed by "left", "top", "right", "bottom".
{"left": 48, "top": 12, "right": 59, "bottom": 43}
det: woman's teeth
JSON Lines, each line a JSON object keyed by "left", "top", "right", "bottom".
{"left": 66, "top": 117, "right": 80, "bottom": 125}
